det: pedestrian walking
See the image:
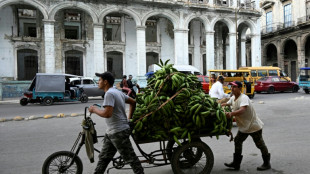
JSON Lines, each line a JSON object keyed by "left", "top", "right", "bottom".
{"left": 221, "top": 81, "right": 271, "bottom": 171}
{"left": 88, "top": 72, "right": 144, "bottom": 174}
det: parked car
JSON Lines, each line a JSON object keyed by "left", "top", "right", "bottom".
{"left": 197, "top": 75, "right": 209, "bottom": 93}
{"left": 70, "top": 77, "right": 105, "bottom": 98}
{"left": 255, "top": 76, "right": 299, "bottom": 94}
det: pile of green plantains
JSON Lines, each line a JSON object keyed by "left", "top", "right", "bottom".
{"left": 131, "top": 60, "right": 233, "bottom": 145}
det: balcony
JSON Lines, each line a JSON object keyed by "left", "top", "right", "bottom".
{"left": 297, "top": 15, "right": 310, "bottom": 25}
{"left": 139, "top": 0, "right": 257, "bottom": 9}
{"left": 261, "top": 19, "right": 309, "bottom": 35}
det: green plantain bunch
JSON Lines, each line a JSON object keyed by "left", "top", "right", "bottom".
{"left": 131, "top": 60, "right": 233, "bottom": 145}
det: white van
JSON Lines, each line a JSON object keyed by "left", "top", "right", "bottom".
{"left": 148, "top": 64, "right": 201, "bottom": 75}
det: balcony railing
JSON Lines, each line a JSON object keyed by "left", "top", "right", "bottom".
{"left": 297, "top": 15, "right": 310, "bottom": 24}
{"left": 142, "top": 0, "right": 257, "bottom": 9}
{"left": 261, "top": 19, "right": 309, "bottom": 35}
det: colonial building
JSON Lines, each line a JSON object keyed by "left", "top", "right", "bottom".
{"left": 0, "top": 0, "right": 261, "bottom": 87}
{"left": 258, "top": 0, "right": 310, "bottom": 81}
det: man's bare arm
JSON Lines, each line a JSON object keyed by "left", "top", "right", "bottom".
{"left": 88, "top": 105, "right": 113, "bottom": 118}
{"left": 126, "top": 97, "right": 136, "bottom": 119}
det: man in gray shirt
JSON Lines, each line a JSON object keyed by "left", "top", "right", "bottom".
{"left": 88, "top": 72, "right": 144, "bottom": 174}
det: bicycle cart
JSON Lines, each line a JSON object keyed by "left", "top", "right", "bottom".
{"left": 42, "top": 106, "right": 227, "bottom": 174}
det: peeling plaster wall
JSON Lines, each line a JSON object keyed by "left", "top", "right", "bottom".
{"left": 124, "top": 17, "right": 137, "bottom": 78}
{"left": 0, "top": 7, "right": 15, "bottom": 79}
{"left": 159, "top": 18, "right": 174, "bottom": 64}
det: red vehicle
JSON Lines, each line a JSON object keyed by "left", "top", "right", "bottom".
{"left": 255, "top": 76, "right": 299, "bottom": 94}
{"left": 197, "top": 75, "right": 210, "bottom": 93}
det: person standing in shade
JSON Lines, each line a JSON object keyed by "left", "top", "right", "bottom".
{"left": 221, "top": 81, "right": 271, "bottom": 171}
{"left": 88, "top": 72, "right": 144, "bottom": 174}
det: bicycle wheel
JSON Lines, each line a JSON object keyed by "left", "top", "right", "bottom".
{"left": 42, "top": 151, "right": 83, "bottom": 174}
{"left": 171, "top": 141, "right": 214, "bottom": 174}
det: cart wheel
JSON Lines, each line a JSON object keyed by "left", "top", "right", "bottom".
{"left": 43, "top": 97, "right": 53, "bottom": 106}
{"left": 166, "top": 138, "right": 201, "bottom": 161}
{"left": 20, "top": 98, "right": 29, "bottom": 106}
{"left": 80, "top": 94, "right": 88, "bottom": 103}
{"left": 42, "top": 151, "right": 83, "bottom": 174}
{"left": 171, "top": 141, "right": 214, "bottom": 174}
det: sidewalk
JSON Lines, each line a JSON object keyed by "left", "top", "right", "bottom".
{"left": 0, "top": 97, "right": 20, "bottom": 104}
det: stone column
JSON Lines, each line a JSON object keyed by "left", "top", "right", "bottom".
{"left": 174, "top": 29, "right": 189, "bottom": 65}
{"left": 136, "top": 26, "right": 147, "bottom": 87}
{"left": 93, "top": 23, "right": 104, "bottom": 74}
{"left": 241, "top": 38, "right": 246, "bottom": 67}
{"left": 297, "top": 35, "right": 306, "bottom": 77}
{"left": 228, "top": 32, "right": 237, "bottom": 69}
{"left": 276, "top": 40, "right": 284, "bottom": 69}
{"left": 251, "top": 34, "right": 261, "bottom": 67}
{"left": 43, "top": 20, "right": 55, "bottom": 73}
{"left": 206, "top": 31, "right": 215, "bottom": 71}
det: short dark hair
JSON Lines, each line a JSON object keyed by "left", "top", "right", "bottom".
{"left": 218, "top": 75, "right": 225, "bottom": 81}
{"left": 95, "top": 72, "right": 115, "bottom": 86}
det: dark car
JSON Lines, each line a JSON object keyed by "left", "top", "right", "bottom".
{"left": 255, "top": 76, "right": 299, "bottom": 94}
{"left": 70, "top": 77, "right": 105, "bottom": 98}
{"left": 197, "top": 75, "right": 210, "bottom": 94}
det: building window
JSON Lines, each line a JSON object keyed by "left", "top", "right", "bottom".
{"left": 266, "top": 12, "right": 273, "bottom": 32}
{"left": 18, "top": 9, "right": 37, "bottom": 37}
{"left": 284, "top": 4, "right": 292, "bottom": 27}
{"left": 104, "top": 16, "right": 121, "bottom": 42}
{"left": 189, "top": 54, "right": 193, "bottom": 65}
{"left": 107, "top": 51, "right": 123, "bottom": 79}
{"left": 65, "top": 50, "right": 83, "bottom": 76}
{"left": 146, "top": 20, "right": 157, "bottom": 42}
{"left": 64, "top": 12, "right": 81, "bottom": 40}
{"left": 17, "top": 49, "right": 38, "bottom": 80}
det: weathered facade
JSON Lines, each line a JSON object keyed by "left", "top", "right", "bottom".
{"left": 258, "top": 0, "right": 310, "bottom": 81}
{"left": 0, "top": 0, "right": 261, "bottom": 86}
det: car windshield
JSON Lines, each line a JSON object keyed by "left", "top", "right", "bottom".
{"left": 197, "top": 77, "right": 203, "bottom": 82}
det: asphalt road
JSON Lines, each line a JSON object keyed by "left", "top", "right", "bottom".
{"left": 0, "top": 97, "right": 107, "bottom": 119}
{"left": 0, "top": 91, "right": 310, "bottom": 174}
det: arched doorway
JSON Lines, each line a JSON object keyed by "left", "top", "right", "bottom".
{"left": 266, "top": 44, "right": 278, "bottom": 66}
{"left": 65, "top": 50, "right": 83, "bottom": 76}
{"left": 283, "top": 39, "right": 297, "bottom": 81}
{"left": 146, "top": 52, "right": 159, "bottom": 72}
{"left": 107, "top": 51, "right": 123, "bottom": 79}
{"left": 17, "top": 49, "right": 38, "bottom": 80}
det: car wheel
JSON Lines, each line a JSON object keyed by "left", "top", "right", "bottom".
{"left": 268, "top": 87, "right": 275, "bottom": 94}
{"left": 292, "top": 86, "right": 299, "bottom": 93}
{"left": 256, "top": 91, "right": 261, "bottom": 94}
{"left": 43, "top": 97, "right": 53, "bottom": 106}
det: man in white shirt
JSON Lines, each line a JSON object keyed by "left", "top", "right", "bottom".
{"left": 221, "top": 81, "right": 271, "bottom": 171}
{"left": 209, "top": 75, "right": 230, "bottom": 103}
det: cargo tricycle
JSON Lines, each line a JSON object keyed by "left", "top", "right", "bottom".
{"left": 42, "top": 106, "right": 227, "bottom": 174}
{"left": 20, "top": 73, "right": 88, "bottom": 106}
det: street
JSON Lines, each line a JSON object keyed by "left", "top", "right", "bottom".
{"left": 0, "top": 92, "right": 310, "bottom": 174}
{"left": 0, "top": 97, "right": 106, "bottom": 119}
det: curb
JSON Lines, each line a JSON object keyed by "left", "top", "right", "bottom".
{"left": 0, "top": 113, "right": 84, "bottom": 123}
